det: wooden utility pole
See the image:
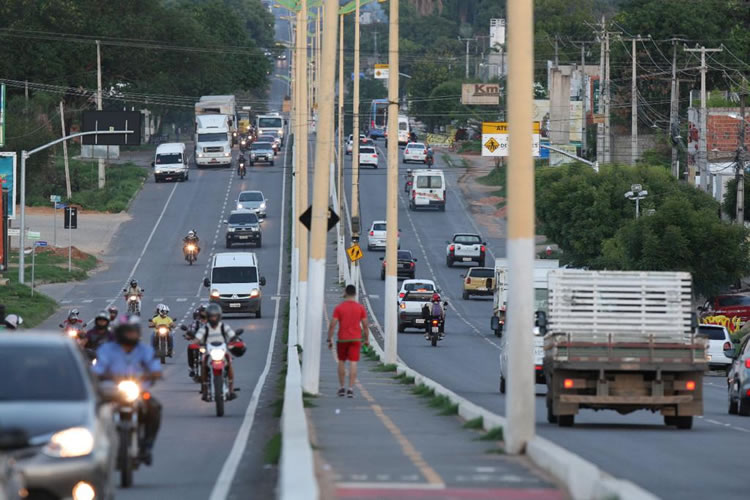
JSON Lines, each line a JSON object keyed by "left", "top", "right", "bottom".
{"left": 295, "top": 0, "right": 309, "bottom": 347}
{"left": 59, "top": 101, "right": 72, "bottom": 199}
{"left": 737, "top": 92, "right": 746, "bottom": 223}
{"left": 625, "top": 36, "right": 649, "bottom": 165}
{"left": 669, "top": 38, "right": 683, "bottom": 179}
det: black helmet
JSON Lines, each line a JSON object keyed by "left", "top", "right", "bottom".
{"left": 229, "top": 340, "right": 246, "bottom": 357}
{"left": 206, "top": 303, "right": 222, "bottom": 327}
{"left": 130, "top": 279, "right": 138, "bottom": 288}
{"left": 114, "top": 314, "right": 141, "bottom": 346}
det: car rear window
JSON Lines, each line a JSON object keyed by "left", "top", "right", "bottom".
{"left": 407, "top": 144, "right": 425, "bottom": 151}
{"left": 372, "top": 223, "right": 386, "bottom": 231}
{"left": 454, "top": 234, "right": 482, "bottom": 244}
{"left": 698, "top": 326, "right": 728, "bottom": 340}
{"left": 228, "top": 213, "right": 259, "bottom": 224}
{"left": 404, "top": 282, "right": 434, "bottom": 292}
{"left": 397, "top": 251, "right": 413, "bottom": 260}
{"left": 360, "top": 147, "right": 376, "bottom": 154}
{"left": 469, "top": 268, "right": 494, "bottom": 278}
{"left": 717, "top": 295, "right": 750, "bottom": 307}
{"left": 0, "top": 345, "right": 87, "bottom": 401}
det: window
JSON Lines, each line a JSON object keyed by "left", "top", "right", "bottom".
{"left": 239, "top": 192, "right": 264, "bottom": 202}
{"left": 228, "top": 213, "right": 259, "bottom": 224}
{"left": 0, "top": 345, "right": 87, "bottom": 401}
{"left": 397, "top": 251, "right": 413, "bottom": 260}
{"left": 252, "top": 142, "right": 273, "bottom": 151}
{"left": 717, "top": 296, "right": 750, "bottom": 307}
{"left": 404, "top": 282, "right": 435, "bottom": 292}
{"left": 415, "top": 175, "right": 442, "bottom": 189}
{"left": 407, "top": 144, "right": 425, "bottom": 151}
{"left": 697, "top": 326, "right": 727, "bottom": 340}
{"left": 454, "top": 234, "right": 482, "bottom": 244}
{"left": 212, "top": 266, "right": 258, "bottom": 284}
{"left": 258, "top": 117, "right": 283, "bottom": 128}
{"left": 373, "top": 223, "right": 386, "bottom": 231}
{"left": 156, "top": 153, "right": 182, "bottom": 164}
{"left": 198, "top": 133, "right": 228, "bottom": 142}
{"left": 399, "top": 122, "right": 408, "bottom": 130}
{"left": 469, "top": 268, "right": 494, "bottom": 278}
{"left": 360, "top": 147, "right": 376, "bottom": 154}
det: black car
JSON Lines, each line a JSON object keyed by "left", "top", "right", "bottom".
{"left": 0, "top": 334, "right": 117, "bottom": 500}
{"left": 380, "top": 250, "right": 417, "bottom": 280}
{"left": 225, "top": 210, "right": 262, "bottom": 248}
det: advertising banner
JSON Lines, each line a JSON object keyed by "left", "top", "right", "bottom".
{"left": 0, "top": 152, "right": 16, "bottom": 219}
{"left": 461, "top": 83, "right": 500, "bottom": 105}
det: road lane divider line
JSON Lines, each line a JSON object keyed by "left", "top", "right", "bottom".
{"left": 210, "top": 131, "right": 289, "bottom": 500}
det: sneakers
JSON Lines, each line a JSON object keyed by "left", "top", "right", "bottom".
{"left": 227, "top": 392, "right": 238, "bottom": 401}
{"left": 347, "top": 389, "right": 354, "bottom": 398}
{"left": 139, "top": 446, "right": 153, "bottom": 466}
{"left": 189, "top": 370, "right": 195, "bottom": 378}
{"left": 337, "top": 387, "right": 346, "bottom": 397}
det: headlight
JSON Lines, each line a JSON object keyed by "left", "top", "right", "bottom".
{"left": 72, "top": 481, "right": 96, "bottom": 500}
{"left": 66, "top": 329, "right": 78, "bottom": 338}
{"left": 259, "top": 202, "right": 266, "bottom": 209}
{"left": 186, "top": 244, "right": 196, "bottom": 251}
{"left": 250, "top": 288, "right": 260, "bottom": 297}
{"left": 211, "top": 289, "right": 220, "bottom": 298}
{"left": 227, "top": 227, "right": 235, "bottom": 232}
{"left": 533, "top": 326, "right": 542, "bottom": 336}
{"left": 198, "top": 153, "right": 204, "bottom": 158}
{"left": 43, "top": 427, "right": 94, "bottom": 458}
{"left": 210, "top": 349, "right": 226, "bottom": 361}
{"left": 158, "top": 326, "right": 169, "bottom": 335}
{"left": 129, "top": 295, "right": 138, "bottom": 301}
{"left": 237, "top": 203, "right": 243, "bottom": 210}
{"left": 225, "top": 152, "right": 231, "bottom": 157}
{"left": 118, "top": 380, "right": 141, "bottom": 403}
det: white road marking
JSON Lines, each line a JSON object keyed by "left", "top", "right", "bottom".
{"left": 81, "top": 299, "right": 93, "bottom": 303}
{"left": 208, "top": 134, "right": 288, "bottom": 500}
{"left": 176, "top": 298, "right": 187, "bottom": 302}
{"left": 369, "top": 294, "right": 380, "bottom": 299}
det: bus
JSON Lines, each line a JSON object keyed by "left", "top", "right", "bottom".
{"left": 368, "top": 98, "right": 389, "bottom": 140}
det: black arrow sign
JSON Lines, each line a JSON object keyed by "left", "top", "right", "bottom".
{"left": 299, "top": 205, "right": 340, "bottom": 232}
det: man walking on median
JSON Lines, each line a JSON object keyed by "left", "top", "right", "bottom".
{"left": 327, "top": 284, "right": 369, "bottom": 398}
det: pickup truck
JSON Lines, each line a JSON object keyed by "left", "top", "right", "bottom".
{"left": 544, "top": 269, "right": 707, "bottom": 429}
{"left": 445, "top": 233, "right": 486, "bottom": 267}
{"left": 397, "top": 279, "right": 437, "bottom": 332}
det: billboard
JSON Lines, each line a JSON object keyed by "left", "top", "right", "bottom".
{"left": 81, "top": 111, "right": 142, "bottom": 145}
{"left": 0, "top": 152, "right": 16, "bottom": 219}
{"left": 461, "top": 83, "right": 500, "bottom": 105}
{"left": 481, "top": 122, "right": 541, "bottom": 157}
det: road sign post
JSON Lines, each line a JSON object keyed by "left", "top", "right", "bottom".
{"left": 30, "top": 240, "right": 47, "bottom": 296}
{"left": 50, "top": 195, "right": 61, "bottom": 247}
{"left": 64, "top": 206, "right": 77, "bottom": 273}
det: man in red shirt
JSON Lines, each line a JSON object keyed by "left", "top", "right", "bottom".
{"left": 327, "top": 284, "right": 369, "bottom": 398}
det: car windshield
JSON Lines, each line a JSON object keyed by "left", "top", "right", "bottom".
{"left": 404, "top": 282, "right": 435, "bottom": 292}
{"left": 698, "top": 326, "right": 727, "bottom": 340}
{"left": 252, "top": 142, "right": 273, "bottom": 150}
{"left": 156, "top": 153, "right": 182, "bottom": 164}
{"left": 399, "top": 122, "right": 408, "bottom": 130}
{"left": 228, "top": 213, "right": 259, "bottom": 224}
{"left": 416, "top": 175, "right": 442, "bottom": 189}
{"left": 258, "top": 118, "right": 282, "bottom": 128}
{"left": 454, "top": 234, "right": 481, "bottom": 244}
{"left": 372, "top": 223, "right": 386, "bottom": 231}
{"left": 0, "top": 345, "right": 87, "bottom": 401}
{"left": 198, "top": 133, "right": 228, "bottom": 142}
{"left": 397, "top": 251, "right": 413, "bottom": 260}
{"left": 360, "top": 147, "right": 376, "bottom": 154}
{"left": 534, "top": 288, "right": 549, "bottom": 313}
{"left": 258, "top": 136, "right": 276, "bottom": 142}
{"left": 212, "top": 266, "right": 258, "bottom": 284}
{"left": 469, "top": 268, "right": 494, "bottom": 278}
{"left": 239, "top": 192, "right": 263, "bottom": 202}
{"left": 717, "top": 295, "right": 750, "bottom": 307}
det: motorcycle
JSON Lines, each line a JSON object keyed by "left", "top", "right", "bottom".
{"left": 60, "top": 321, "right": 87, "bottom": 345}
{"left": 153, "top": 324, "right": 171, "bottom": 364}
{"left": 239, "top": 135, "right": 248, "bottom": 152}
{"left": 111, "top": 379, "right": 146, "bottom": 488}
{"left": 426, "top": 152, "right": 434, "bottom": 168}
{"left": 123, "top": 290, "right": 143, "bottom": 314}
{"left": 428, "top": 318, "right": 441, "bottom": 346}
{"left": 200, "top": 329, "right": 244, "bottom": 417}
{"left": 237, "top": 156, "right": 247, "bottom": 179}
{"left": 404, "top": 170, "right": 413, "bottom": 193}
{"left": 184, "top": 242, "right": 199, "bottom": 265}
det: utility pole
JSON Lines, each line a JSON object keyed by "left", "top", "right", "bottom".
{"left": 684, "top": 45, "right": 722, "bottom": 192}
{"left": 554, "top": 35, "right": 559, "bottom": 67}
{"left": 351, "top": 0, "right": 362, "bottom": 297}
{"left": 579, "top": 42, "right": 587, "bottom": 158}
{"left": 302, "top": 0, "right": 338, "bottom": 395}
{"left": 596, "top": 19, "right": 605, "bottom": 165}
{"left": 337, "top": 12, "right": 345, "bottom": 282}
{"left": 296, "top": 0, "right": 309, "bottom": 346}
{"left": 669, "top": 38, "right": 684, "bottom": 179}
{"left": 604, "top": 29, "right": 612, "bottom": 164}
{"left": 384, "top": 0, "right": 399, "bottom": 365}
{"left": 59, "top": 101, "right": 72, "bottom": 199}
{"left": 625, "top": 35, "right": 648, "bottom": 165}
{"left": 505, "top": 0, "right": 535, "bottom": 455}
{"left": 459, "top": 37, "right": 473, "bottom": 79}
{"left": 96, "top": 40, "right": 105, "bottom": 189}
{"left": 737, "top": 91, "right": 746, "bottom": 223}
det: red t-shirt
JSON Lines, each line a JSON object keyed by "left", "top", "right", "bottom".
{"left": 332, "top": 300, "right": 367, "bottom": 342}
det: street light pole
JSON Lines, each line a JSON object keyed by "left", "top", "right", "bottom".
{"left": 337, "top": 12, "right": 345, "bottom": 282}
{"left": 296, "top": 0, "right": 309, "bottom": 346}
{"left": 383, "top": 0, "right": 399, "bottom": 365}
{"left": 96, "top": 40, "right": 106, "bottom": 189}
{"left": 351, "top": 0, "right": 362, "bottom": 300}
{"left": 737, "top": 93, "right": 746, "bottom": 223}
{"left": 625, "top": 184, "right": 648, "bottom": 218}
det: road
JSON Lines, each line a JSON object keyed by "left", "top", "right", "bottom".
{"left": 342, "top": 142, "right": 750, "bottom": 500}
{"left": 37, "top": 8, "right": 292, "bottom": 499}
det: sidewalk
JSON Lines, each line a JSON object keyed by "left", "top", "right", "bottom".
{"left": 307, "top": 258, "right": 566, "bottom": 500}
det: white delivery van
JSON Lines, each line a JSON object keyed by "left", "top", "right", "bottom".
{"left": 407, "top": 169, "right": 446, "bottom": 211}
{"left": 152, "top": 143, "right": 188, "bottom": 182}
{"left": 256, "top": 113, "right": 285, "bottom": 145}
{"left": 195, "top": 114, "right": 232, "bottom": 167}
{"left": 397, "top": 115, "right": 410, "bottom": 146}
{"left": 203, "top": 252, "right": 267, "bottom": 318}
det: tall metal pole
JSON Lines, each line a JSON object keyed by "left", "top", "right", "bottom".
{"left": 737, "top": 93, "right": 746, "bottom": 223}
{"left": 596, "top": 18, "right": 605, "bottom": 165}
{"left": 670, "top": 40, "right": 679, "bottom": 178}
{"left": 580, "top": 43, "right": 587, "bottom": 158}
{"left": 18, "top": 151, "right": 27, "bottom": 284}
{"left": 337, "top": 13, "right": 345, "bottom": 282}
{"left": 466, "top": 38, "right": 471, "bottom": 79}
{"left": 59, "top": 101, "right": 71, "bottom": 199}
{"left": 302, "top": 0, "right": 339, "bottom": 394}
{"left": 296, "top": 0, "right": 309, "bottom": 347}
{"left": 505, "top": 0, "right": 535, "bottom": 455}
{"left": 383, "top": 0, "right": 399, "bottom": 365}
{"left": 96, "top": 40, "right": 105, "bottom": 189}
{"left": 631, "top": 37, "right": 638, "bottom": 165}
{"left": 351, "top": 0, "right": 362, "bottom": 295}
{"left": 604, "top": 30, "right": 611, "bottom": 164}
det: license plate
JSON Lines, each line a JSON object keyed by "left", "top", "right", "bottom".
{"left": 229, "top": 303, "right": 241, "bottom": 308}
{"left": 211, "top": 159, "right": 218, "bottom": 163}
{"left": 462, "top": 257, "right": 472, "bottom": 262}
{"left": 415, "top": 319, "right": 424, "bottom": 324}
{"left": 239, "top": 236, "right": 249, "bottom": 240}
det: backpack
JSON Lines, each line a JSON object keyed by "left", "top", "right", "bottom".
{"left": 202, "top": 322, "right": 230, "bottom": 343}
{"left": 431, "top": 302, "right": 443, "bottom": 317}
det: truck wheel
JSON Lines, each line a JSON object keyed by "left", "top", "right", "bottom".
{"left": 270, "top": 160, "right": 275, "bottom": 166}
{"left": 499, "top": 376, "right": 506, "bottom": 394}
{"left": 446, "top": 256, "right": 453, "bottom": 267}
{"left": 664, "top": 416, "right": 676, "bottom": 426}
{"left": 546, "top": 395, "right": 557, "bottom": 423}
{"left": 397, "top": 323, "right": 405, "bottom": 333}
{"left": 674, "top": 416, "right": 693, "bottom": 429}
{"left": 462, "top": 291, "right": 469, "bottom": 300}
{"left": 226, "top": 240, "right": 232, "bottom": 249}
{"left": 439, "top": 204, "right": 445, "bottom": 212}
{"left": 479, "top": 258, "right": 486, "bottom": 267}
{"left": 739, "top": 397, "right": 750, "bottom": 416}
{"left": 557, "top": 414, "right": 574, "bottom": 427}
{"left": 729, "top": 396, "right": 739, "bottom": 415}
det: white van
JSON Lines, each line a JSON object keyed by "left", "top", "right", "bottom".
{"left": 397, "top": 115, "right": 410, "bottom": 146}
{"left": 152, "top": 143, "right": 188, "bottom": 182}
{"left": 407, "top": 169, "right": 446, "bottom": 211}
{"left": 195, "top": 114, "right": 232, "bottom": 167}
{"left": 203, "top": 252, "right": 267, "bottom": 317}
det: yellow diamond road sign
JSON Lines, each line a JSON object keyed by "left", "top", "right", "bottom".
{"left": 484, "top": 137, "right": 500, "bottom": 153}
{"left": 347, "top": 244, "right": 363, "bottom": 262}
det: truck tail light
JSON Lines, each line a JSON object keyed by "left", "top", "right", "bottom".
{"left": 745, "top": 358, "right": 750, "bottom": 369}
{"left": 369, "top": 230, "right": 374, "bottom": 236}
{"left": 480, "top": 245, "right": 486, "bottom": 253}
{"left": 409, "top": 262, "right": 415, "bottom": 268}
{"left": 535, "top": 365, "right": 543, "bottom": 371}
{"left": 747, "top": 389, "right": 750, "bottom": 397}
{"left": 466, "top": 277, "right": 471, "bottom": 284}
{"left": 449, "top": 245, "right": 455, "bottom": 253}
{"left": 563, "top": 378, "right": 574, "bottom": 389}
{"left": 399, "top": 292, "right": 405, "bottom": 299}
{"left": 685, "top": 380, "right": 696, "bottom": 391}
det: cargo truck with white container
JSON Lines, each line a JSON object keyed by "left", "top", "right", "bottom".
{"left": 543, "top": 269, "right": 707, "bottom": 429}
{"left": 196, "top": 95, "right": 237, "bottom": 142}
{"left": 194, "top": 114, "right": 232, "bottom": 167}
{"left": 255, "top": 113, "right": 285, "bottom": 145}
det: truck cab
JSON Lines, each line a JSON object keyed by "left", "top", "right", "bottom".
{"left": 194, "top": 115, "right": 232, "bottom": 167}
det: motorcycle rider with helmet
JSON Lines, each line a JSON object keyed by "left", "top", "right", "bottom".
{"left": 183, "top": 230, "right": 200, "bottom": 262}
{"left": 185, "top": 304, "right": 208, "bottom": 378}
{"left": 107, "top": 305, "right": 119, "bottom": 324}
{"left": 422, "top": 293, "right": 446, "bottom": 339}
{"left": 148, "top": 304, "right": 175, "bottom": 357}
{"left": 123, "top": 280, "right": 144, "bottom": 313}
{"left": 192, "top": 304, "right": 245, "bottom": 401}
{"left": 83, "top": 310, "right": 113, "bottom": 352}
{"left": 61, "top": 309, "right": 85, "bottom": 330}
{"left": 93, "top": 315, "right": 162, "bottom": 464}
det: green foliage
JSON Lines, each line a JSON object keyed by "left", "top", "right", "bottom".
{"left": 722, "top": 175, "right": 749, "bottom": 222}
{"left": 478, "top": 426, "right": 504, "bottom": 441}
{"left": 0, "top": 279, "right": 58, "bottom": 329}
{"left": 9, "top": 248, "right": 97, "bottom": 285}
{"left": 537, "top": 163, "right": 750, "bottom": 297}
{"left": 463, "top": 417, "right": 484, "bottom": 430}
{"left": 263, "top": 433, "right": 281, "bottom": 465}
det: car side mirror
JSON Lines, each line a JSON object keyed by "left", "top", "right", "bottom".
{"left": 483, "top": 241, "right": 487, "bottom": 246}
{"left": 260, "top": 277, "right": 267, "bottom": 286}
{"left": 413, "top": 258, "right": 418, "bottom": 262}
{"left": 696, "top": 306, "right": 704, "bottom": 312}
{"left": 445, "top": 240, "right": 450, "bottom": 244}
{"left": 379, "top": 257, "right": 384, "bottom": 261}
{"left": 460, "top": 274, "right": 465, "bottom": 278}
{"left": 151, "top": 161, "right": 155, "bottom": 168}
{"left": 203, "top": 278, "right": 211, "bottom": 288}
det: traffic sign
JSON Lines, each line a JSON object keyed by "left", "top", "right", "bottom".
{"left": 481, "top": 121, "right": 540, "bottom": 157}
{"left": 299, "top": 205, "right": 340, "bottom": 232}
{"left": 55, "top": 202, "right": 67, "bottom": 210}
{"left": 374, "top": 64, "right": 389, "bottom": 79}
{"left": 7, "top": 228, "right": 19, "bottom": 237}
{"left": 35, "top": 241, "right": 48, "bottom": 247}
{"left": 64, "top": 206, "right": 78, "bottom": 229}
{"left": 26, "top": 231, "right": 41, "bottom": 240}
{"left": 49, "top": 195, "right": 61, "bottom": 203}
{"left": 346, "top": 243, "right": 363, "bottom": 262}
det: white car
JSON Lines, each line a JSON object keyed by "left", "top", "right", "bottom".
{"left": 397, "top": 279, "right": 438, "bottom": 332}
{"left": 446, "top": 233, "right": 487, "bottom": 267}
{"left": 403, "top": 142, "right": 427, "bottom": 163}
{"left": 499, "top": 314, "right": 547, "bottom": 393}
{"left": 366, "top": 220, "right": 399, "bottom": 251}
{"left": 697, "top": 324, "right": 734, "bottom": 371}
{"left": 346, "top": 134, "right": 366, "bottom": 154}
{"left": 359, "top": 146, "right": 379, "bottom": 168}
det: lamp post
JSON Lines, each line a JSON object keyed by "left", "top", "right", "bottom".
{"left": 625, "top": 183, "right": 648, "bottom": 218}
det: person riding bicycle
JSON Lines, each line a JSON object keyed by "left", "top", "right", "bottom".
{"left": 148, "top": 304, "right": 175, "bottom": 357}
{"left": 193, "top": 304, "right": 242, "bottom": 401}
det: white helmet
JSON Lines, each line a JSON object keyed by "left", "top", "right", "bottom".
{"left": 187, "top": 230, "right": 195, "bottom": 238}
{"left": 157, "top": 304, "right": 170, "bottom": 316}
{"left": 4, "top": 314, "right": 23, "bottom": 329}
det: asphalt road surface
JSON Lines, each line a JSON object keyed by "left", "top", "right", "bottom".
{"left": 38, "top": 8, "right": 292, "bottom": 500}
{"left": 342, "top": 142, "right": 750, "bottom": 500}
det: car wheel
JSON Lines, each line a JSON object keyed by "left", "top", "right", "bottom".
{"left": 439, "top": 204, "right": 445, "bottom": 212}
{"left": 446, "top": 256, "right": 453, "bottom": 267}
{"left": 397, "top": 323, "right": 405, "bottom": 333}
{"left": 674, "top": 416, "right": 693, "bottom": 429}
{"left": 367, "top": 244, "right": 373, "bottom": 251}
{"left": 664, "top": 416, "right": 676, "bottom": 426}
{"left": 380, "top": 271, "right": 385, "bottom": 280}
{"left": 546, "top": 394, "right": 557, "bottom": 423}
{"left": 270, "top": 161, "right": 275, "bottom": 166}
{"left": 154, "top": 175, "right": 160, "bottom": 183}
{"left": 226, "top": 240, "right": 232, "bottom": 249}
{"left": 462, "top": 291, "right": 469, "bottom": 300}
{"left": 740, "top": 397, "right": 750, "bottom": 416}
{"left": 557, "top": 414, "right": 574, "bottom": 427}
{"left": 256, "top": 307, "right": 262, "bottom": 318}
{"left": 499, "top": 376, "right": 506, "bottom": 394}
{"left": 479, "top": 259, "right": 485, "bottom": 267}
{"left": 729, "top": 396, "right": 739, "bottom": 415}
{"left": 257, "top": 237, "right": 262, "bottom": 247}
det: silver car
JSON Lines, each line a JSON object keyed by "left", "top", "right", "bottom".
{"left": 728, "top": 334, "right": 750, "bottom": 415}
{"left": 0, "top": 334, "right": 117, "bottom": 500}
{"left": 249, "top": 142, "right": 275, "bottom": 166}
{"left": 236, "top": 190, "right": 267, "bottom": 219}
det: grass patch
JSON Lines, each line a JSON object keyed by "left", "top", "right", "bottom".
{"left": 457, "top": 140, "right": 482, "bottom": 155}
{"left": 373, "top": 363, "right": 398, "bottom": 372}
{"left": 463, "top": 417, "right": 484, "bottom": 430}
{"left": 476, "top": 165, "right": 507, "bottom": 203}
{"left": 0, "top": 278, "right": 58, "bottom": 328}
{"left": 263, "top": 433, "right": 282, "bottom": 464}
{"left": 27, "top": 159, "right": 148, "bottom": 212}
{"left": 393, "top": 373, "right": 415, "bottom": 385}
{"left": 485, "top": 447, "right": 505, "bottom": 454}
{"left": 478, "top": 426, "right": 504, "bottom": 442}
{"left": 8, "top": 248, "right": 97, "bottom": 285}
{"left": 412, "top": 384, "right": 435, "bottom": 398}
{"left": 427, "top": 394, "right": 458, "bottom": 415}
{"left": 272, "top": 397, "right": 284, "bottom": 418}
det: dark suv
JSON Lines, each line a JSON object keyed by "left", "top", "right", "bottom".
{"left": 225, "top": 210, "right": 262, "bottom": 248}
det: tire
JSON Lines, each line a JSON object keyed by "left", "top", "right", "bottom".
{"left": 729, "top": 395, "right": 739, "bottom": 415}
{"left": 397, "top": 323, "right": 405, "bottom": 333}
{"left": 557, "top": 414, "right": 574, "bottom": 427}
{"left": 675, "top": 416, "right": 693, "bottom": 429}
{"left": 380, "top": 271, "right": 385, "bottom": 280}
{"left": 446, "top": 256, "right": 453, "bottom": 267}
{"left": 256, "top": 237, "right": 262, "bottom": 247}
{"left": 154, "top": 175, "right": 160, "bottom": 183}
{"left": 546, "top": 395, "right": 557, "bottom": 423}
{"left": 270, "top": 161, "right": 275, "bottom": 166}
{"left": 739, "top": 397, "right": 750, "bottom": 416}
{"left": 439, "top": 204, "right": 445, "bottom": 212}
{"left": 367, "top": 244, "right": 373, "bottom": 251}
{"left": 410, "top": 272, "right": 415, "bottom": 279}
{"left": 431, "top": 335, "right": 438, "bottom": 347}
{"left": 226, "top": 240, "right": 232, "bottom": 249}
{"left": 664, "top": 416, "right": 676, "bottom": 426}
{"left": 479, "top": 259, "right": 485, "bottom": 267}
{"left": 214, "top": 374, "right": 225, "bottom": 417}
{"left": 499, "top": 376, "right": 506, "bottom": 394}
{"left": 118, "top": 428, "right": 133, "bottom": 488}
{"left": 256, "top": 306, "right": 262, "bottom": 319}
{"left": 462, "top": 291, "right": 469, "bottom": 300}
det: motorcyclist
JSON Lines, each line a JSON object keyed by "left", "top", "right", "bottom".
{"left": 409, "top": 131, "right": 417, "bottom": 143}
{"left": 423, "top": 293, "right": 446, "bottom": 339}
{"left": 193, "top": 303, "right": 240, "bottom": 401}
{"left": 83, "top": 310, "right": 113, "bottom": 352}
{"left": 425, "top": 144, "right": 434, "bottom": 167}
{"left": 124, "top": 280, "right": 144, "bottom": 312}
{"left": 61, "top": 309, "right": 85, "bottom": 330}
{"left": 148, "top": 304, "right": 175, "bottom": 357}
{"left": 107, "top": 305, "right": 119, "bottom": 324}
{"left": 185, "top": 304, "right": 209, "bottom": 378}
{"left": 183, "top": 230, "right": 200, "bottom": 261}
{"left": 93, "top": 315, "right": 162, "bottom": 465}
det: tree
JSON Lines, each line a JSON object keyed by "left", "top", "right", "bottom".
{"left": 722, "top": 174, "right": 750, "bottom": 222}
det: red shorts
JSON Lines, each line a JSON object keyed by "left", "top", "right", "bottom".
{"left": 336, "top": 341, "right": 361, "bottom": 362}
